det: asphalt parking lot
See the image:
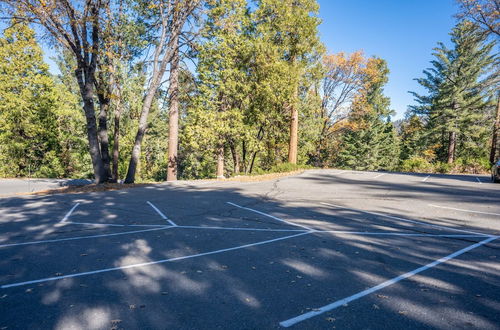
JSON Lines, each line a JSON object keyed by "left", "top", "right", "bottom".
{"left": 0, "top": 169, "right": 499, "bottom": 329}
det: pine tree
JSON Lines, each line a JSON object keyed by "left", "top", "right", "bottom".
{"left": 186, "top": 0, "right": 252, "bottom": 178}
{"left": 337, "top": 58, "right": 399, "bottom": 170}
{"left": 399, "top": 115, "right": 427, "bottom": 161}
{"left": 0, "top": 23, "right": 67, "bottom": 177}
{"left": 410, "top": 21, "right": 497, "bottom": 164}
{"left": 254, "top": 0, "right": 324, "bottom": 164}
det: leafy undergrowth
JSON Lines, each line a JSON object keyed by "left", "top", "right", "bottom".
{"left": 398, "top": 157, "right": 490, "bottom": 174}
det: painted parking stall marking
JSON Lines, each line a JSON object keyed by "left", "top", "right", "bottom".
{"left": 280, "top": 236, "right": 498, "bottom": 327}
{"left": 227, "top": 201, "right": 313, "bottom": 231}
{"left": 59, "top": 203, "right": 80, "bottom": 223}
{"left": 1, "top": 231, "right": 311, "bottom": 289}
{"left": 147, "top": 201, "right": 177, "bottom": 226}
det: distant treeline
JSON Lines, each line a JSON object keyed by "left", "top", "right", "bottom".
{"left": 0, "top": 0, "right": 498, "bottom": 182}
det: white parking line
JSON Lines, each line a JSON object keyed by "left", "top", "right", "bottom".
{"left": 176, "top": 225, "right": 307, "bottom": 232}
{"left": 422, "top": 175, "right": 430, "bottom": 182}
{"left": 162, "top": 225, "right": 486, "bottom": 238}
{"left": 279, "top": 236, "right": 497, "bottom": 327}
{"left": 60, "top": 203, "right": 80, "bottom": 223}
{"left": 147, "top": 201, "right": 177, "bottom": 226}
{"left": 66, "top": 221, "right": 127, "bottom": 227}
{"left": 226, "top": 202, "right": 313, "bottom": 231}
{"left": 313, "top": 231, "right": 485, "bottom": 238}
{"left": 428, "top": 204, "right": 500, "bottom": 217}
{"left": 1, "top": 231, "right": 311, "bottom": 289}
{"left": 373, "top": 173, "right": 386, "bottom": 179}
{"left": 320, "top": 202, "right": 488, "bottom": 236}
{"left": 0, "top": 226, "right": 172, "bottom": 249}
{"left": 64, "top": 221, "right": 166, "bottom": 228}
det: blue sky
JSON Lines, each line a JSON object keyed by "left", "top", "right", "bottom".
{"left": 317, "top": 0, "right": 458, "bottom": 119}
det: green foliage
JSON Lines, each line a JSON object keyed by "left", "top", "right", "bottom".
{"left": 1, "top": 4, "right": 494, "bottom": 181}
{"left": 410, "top": 21, "right": 497, "bottom": 164}
{"left": 337, "top": 59, "right": 400, "bottom": 171}
{"left": 0, "top": 22, "right": 88, "bottom": 178}
{"left": 398, "top": 156, "right": 490, "bottom": 174}
{"left": 399, "top": 157, "right": 434, "bottom": 173}
{"left": 269, "top": 162, "right": 313, "bottom": 173}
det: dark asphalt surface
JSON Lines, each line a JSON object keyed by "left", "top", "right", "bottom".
{"left": 0, "top": 169, "right": 498, "bottom": 329}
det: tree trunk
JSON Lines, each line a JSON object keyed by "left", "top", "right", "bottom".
{"left": 124, "top": 87, "right": 157, "bottom": 183}
{"left": 230, "top": 141, "right": 240, "bottom": 175}
{"left": 249, "top": 151, "right": 258, "bottom": 174}
{"left": 216, "top": 145, "right": 225, "bottom": 179}
{"left": 97, "top": 97, "right": 112, "bottom": 181}
{"left": 167, "top": 39, "right": 180, "bottom": 181}
{"left": 112, "top": 98, "right": 122, "bottom": 183}
{"left": 242, "top": 140, "right": 247, "bottom": 174}
{"left": 489, "top": 95, "right": 500, "bottom": 164}
{"left": 287, "top": 54, "right": 299, "bottom": 165}
{"left": 75, "top": 67, "right": 106, "bottom": 183}
{"left": 124, "top": 6, "right": 188, "bottom": 184}
{"left": 247, "top": 127, "right": 264, "bottom": 174}
{"left": 447, "top": 131, "right": 457, "bottom": 164}
{"left": 288, "top": 102, "right": 299, "bottom": 164}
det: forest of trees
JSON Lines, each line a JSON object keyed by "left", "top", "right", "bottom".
{"left": 0, "top": 0, "right": 498, "bottom": 183}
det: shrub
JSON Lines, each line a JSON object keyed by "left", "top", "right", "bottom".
{"left": 399, "top": 157, "right": 433, "bottom": 173}
{"left": 270, "top": 162, "right": 313, "bottom": 173}
{"left": 454, "top": 157, "right": 490, "bottom": 174}
{"left": 434, "top": 162, "right": 452, "bottom": 173}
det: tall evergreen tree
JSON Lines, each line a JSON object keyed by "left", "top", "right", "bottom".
{"left": 399, "top": 115, "right": 427, "bottom": 161}
{"left": 338, "top": 58, "right": 399, "bottom": 170}
{"left": 186, "top": 0, "right": 252, "bottom": 178}
{"left": 411, "top": 21, "right": 497, "bottom": 164}
{"left": 0, "top": 23, "right": 83, "bottom": 177}
{"left": 254, "top": 0, "right": 324, "bottom": 164}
